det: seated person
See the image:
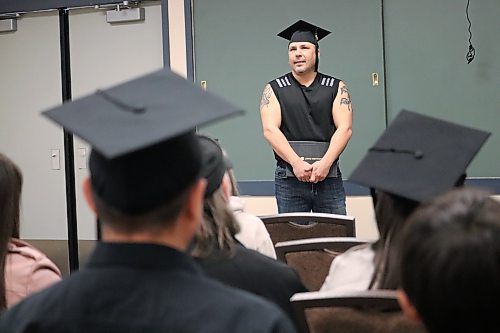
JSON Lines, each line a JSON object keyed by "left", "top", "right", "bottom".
{"left": 0, "top": 69, "right": 297, "bottom": 333}
{"left": 223, "top": 151, "right": 276, "bottom": 258}
{"left": 321, "top": 110, "right": 490, "bottom": 291}
{"left": 0, "top": 153, "right": 61, "bottom": 310}
{"left": 191, "top": 135, "right": 307, "bottom": 325}
{"left": 398, "top": 187, "right": 500, "bottom": 333}
{"left": 321, "top": 191, "right": 417, "bottom": 291}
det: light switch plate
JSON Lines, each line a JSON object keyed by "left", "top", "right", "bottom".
{"left": 77, "top": 148, "right": 88, "bottom": 170}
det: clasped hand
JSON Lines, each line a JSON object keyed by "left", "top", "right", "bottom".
{"left": 292, "top": 159, "right": 330, "bottom": 183}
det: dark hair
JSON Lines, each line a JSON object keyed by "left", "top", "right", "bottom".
{"left": 92, "top": 181, "right": 194, "bottom": 233}
{"left": 190, "top": 187, "right": 240, "bottom": 258}
{"left": 0, "top": 154, "right": 23, "bottom": 310}
{"left": 369, "top": 190, "right": 419, "bottom": 289}
{"left": 400, "top": 187, "right": 500, "bottom": 333}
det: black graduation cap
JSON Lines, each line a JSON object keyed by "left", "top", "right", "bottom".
{"left": 349, "top": 110, "right": 490, "bottom": 203}
{"left": 277, "top": 19, "right": 331, "bottom": 45}
{"left": 198, "top": 135, "right": 226, "bottom": 197}
{"left": 42, "top": 68, "right": 244, "bottom": 214}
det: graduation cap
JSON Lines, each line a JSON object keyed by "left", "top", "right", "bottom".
{"left": 277, "top": 19, "right": 331, "bottom": 46}
{"left": 198, "top": 135, "right": 227, "bottom": 197}
{"left": 278, "top": 20, "right": 331, "bottom": 72}
{"left": 349, "top": 110, "right": 490, "bottom": 203}
{"left": 42, "top": 68, "right": 244, "bottom": 214}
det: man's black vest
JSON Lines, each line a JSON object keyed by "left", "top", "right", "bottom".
{"left": 269, "top": 72, "right": 340, "bottom": 164}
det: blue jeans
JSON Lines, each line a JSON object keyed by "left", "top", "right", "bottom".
{"left": 274, "top": 164, "right": 346, "bottom": 215}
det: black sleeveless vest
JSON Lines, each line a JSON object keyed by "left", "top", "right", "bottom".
{"left": 269, "top": 72, "right": 340, "bottom": 163}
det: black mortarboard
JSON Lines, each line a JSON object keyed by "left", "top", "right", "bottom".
{"left": 277, "top": 20, "right": 331, "bottom": 46}
{"left": 198, "top": 135, "right": 226, "bottom": 197}
{"left": 42, "top": 68, "right": 244, "bottom": 214}
{"left": 349, "top": 110, "right": 490, "bottom": 203}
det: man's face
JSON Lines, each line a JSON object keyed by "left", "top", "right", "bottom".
{"left": 288, "top": 41, "right": 317, "bottom": 75}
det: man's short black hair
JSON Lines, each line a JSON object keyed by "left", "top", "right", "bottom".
{"left": 93, "top": 182, "right": 193, "bottom": 233}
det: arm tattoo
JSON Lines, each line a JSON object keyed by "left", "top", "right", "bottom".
{"left": 260, "top": 85, "right": 272, "bottom": 110}
{"left": 339, "top": 84, "right": 352, "bottom": 112}
{"left": 341, "top": 97, "right": 352, "bottom": 112}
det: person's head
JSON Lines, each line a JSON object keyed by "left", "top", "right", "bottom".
{"left": 288, "top": 41, "right": 318, "bottom": 76}
{"left": 43, "top": 69, "right": 243, "bottom": 249}
{"left": 190, "top": 136, "right": 240, "bottom": 258}
{"left": 349, "top": 110, "right": 490, "bottom": 289}
{"left": 0, "top": 154, "right": 22, "bottom": 239}
{"left": 0, "top": 153, "right": 23, "bottom": 310}
{"left": 278, "top": 20, "right": 331, "bottom": 73}
{"left": 82, "top": 132, "right": 206, "bottom": 249}
{"left": 398, "top": 187, "right": 500, "bottom": 333}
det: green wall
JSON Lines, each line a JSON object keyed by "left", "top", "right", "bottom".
{"left": 384, "top": 0, "right": 500, "bottom": 176}
{"left": 193, "top": 0, "right": 500, "bottom": 179}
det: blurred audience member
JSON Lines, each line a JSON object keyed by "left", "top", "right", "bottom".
{"left": 0, "top": 153, "right": 61, "bottom": 310}
{"left": 398, "top": 188, "right": 500, "bottom": 333}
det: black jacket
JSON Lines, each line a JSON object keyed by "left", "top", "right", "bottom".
{"left": 196, "top": 244, "right": 307, "bottom": 327}
{"left": 0, "top": 242, "right": 297, "bottom": 333}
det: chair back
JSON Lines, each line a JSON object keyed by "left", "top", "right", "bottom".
{"left": 291, "top": 290, "right": 427, "bottom": 333}
{"left": 275, "top": 237, "right": 367, "bottom": 291}
{"left": 259, "top": 213, "right": 355, "bottom": 245}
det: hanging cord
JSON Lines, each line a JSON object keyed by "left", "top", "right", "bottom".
{"left": 466, "top": 0, "right": 475, "bottom": 64}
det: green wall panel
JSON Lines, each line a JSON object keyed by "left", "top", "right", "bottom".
{"left": 384, "top": 0, "right": 500, "bottom": 176}
{"left": 193, "top": 0, "right": 386, "bottom": 180}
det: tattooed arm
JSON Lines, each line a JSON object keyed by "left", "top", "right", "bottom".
{"left": 310, "top": 81, "right": 353, "bottom": 183}
{"left": 259, "top": 84, "right": 312, "bottom": 181}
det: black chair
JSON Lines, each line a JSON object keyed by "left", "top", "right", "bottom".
{"left": 275, "top": 237, "right": 366, "bottom": 291}
{"left": 259, "top": 213, "right": 356, "bottom": 245}
{"left": 290, "top": 290, "right": 427, "bottom": 333}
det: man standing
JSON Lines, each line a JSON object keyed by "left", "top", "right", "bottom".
{"left": 0, "top": 69, "right": 297, "bottom": 333}
{"left": 260, "top": 20, "right": 353, "bottom": 214}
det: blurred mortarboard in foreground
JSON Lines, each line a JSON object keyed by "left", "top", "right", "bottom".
{"left": 349, "top": 110, "right": 490, "bottom": 203}
{"left": 43, "top": 69, "right": 243, "bottom": 159}
{"left": 42, "top": 68, "right": 244, "bottom": 214}
{"left": 277, "top": 19, "right": 331, "bottom": 46}
{"left": 197, "top": 135, "right": 226, "bottom": 197}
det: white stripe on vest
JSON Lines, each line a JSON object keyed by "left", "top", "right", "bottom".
{"left": 275, "top": 77, "right": 291, "bottom": 88}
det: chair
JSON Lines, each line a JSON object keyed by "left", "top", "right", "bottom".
{"left": 291, "top": 290, "right": 427, "bottom": 333}
{"left": 275, "top": 237, "right": 367, "bottom": 291}
{"left": 259, "top": 212, "right": 356, "bottom": 245}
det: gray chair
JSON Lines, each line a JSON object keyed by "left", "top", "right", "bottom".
{"left": 259, "top": 213, "right": 355, "bottom": 245}
{"left": 275, "top": 237, "right": 366, "bottom": 291}
{"left": 290, "top": 290, "right": 427, "bottom": 333}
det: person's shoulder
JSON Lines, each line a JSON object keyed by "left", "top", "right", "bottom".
{"left": 229, "top": 196, "right": 245, "bottom": 213}
{"left": 270, "top": 73, "right": 293, "bottom": 88}
{"left": 8, "top": 239, "right": 49, "bottom": 262}
{"left": 0, "top": 274, "right": 72, "bottom": 330}
{"left": 234, "top": 246, "right": 298, "bottom": 277}
{"left": 334, "top": 243, "right": 374, "bottom": 266}
{"left": 317, "top": 72, "right": 341, "bottom": 87}
{"left": 8, "top": 238, "right": 56, "bottom": 262}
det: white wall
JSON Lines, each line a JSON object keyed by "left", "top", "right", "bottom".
{"left": 69, "top": 2, "right": 164, "bottom": 239}
{"left": 0, "top": 1, "right": 166, "bottom": 240}
{"left": 0, "top": 11, "right": 68, "bottom": 239}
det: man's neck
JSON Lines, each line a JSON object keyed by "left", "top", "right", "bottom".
{"left": 291, "top": 70, "right": 317, "bottom": 87}
{"left": 101, "top": 226, "right": 188, "bottom": 251}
